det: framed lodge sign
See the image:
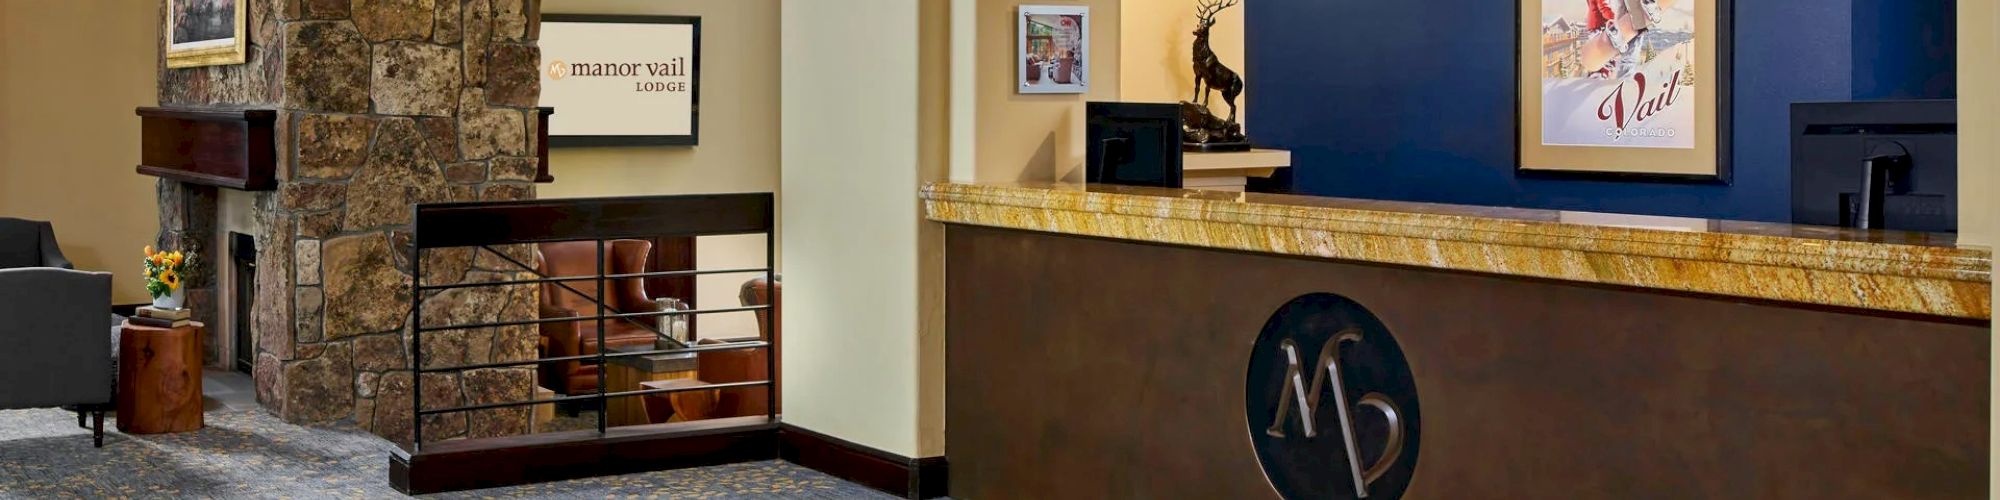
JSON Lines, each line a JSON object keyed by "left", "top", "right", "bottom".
{"left": 1517, "top": 0, "right": 1732, "bottom": 181}
{"left": 540, "top": 14, "right": 700, "bottom": 147}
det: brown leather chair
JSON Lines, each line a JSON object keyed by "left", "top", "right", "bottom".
{"left": 647, "top": 276, "right": 780, "bottom": 421}
{"left": 707, "top": 276, "right": 781, "bottom": 416}
{"left": 535, "top": 240, "right": 663, "bottom": 395}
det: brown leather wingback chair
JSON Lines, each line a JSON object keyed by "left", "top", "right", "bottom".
{"left": 701, "top": 276, "right": 780, "bottom": 416}
{"left": 650, "top": 276, "right": 780, "bottom": 422}
{"left": 535, "top": 240, "right": 663, "bottom": 395}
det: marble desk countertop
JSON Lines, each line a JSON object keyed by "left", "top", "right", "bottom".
{"left": 921, "top": 182, "right": 1992, "bottom": 320}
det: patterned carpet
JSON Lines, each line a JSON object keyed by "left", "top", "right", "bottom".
{"left": 0, "top": 408, "right": 891, "bottom": 499}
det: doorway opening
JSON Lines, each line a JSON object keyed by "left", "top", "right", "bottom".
{"left": 230, "top": 232, "right": 256, "bottom": 374}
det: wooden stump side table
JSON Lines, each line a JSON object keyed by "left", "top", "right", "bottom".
{"left": 116, "top": 321, "right": 204, "bottom": 434}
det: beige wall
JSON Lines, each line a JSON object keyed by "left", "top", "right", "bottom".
{"left": 975, "top": 0, "right": 1121, "bottom": 183}
{"left": 1965, "top": 0, "right": 2000, "bottom": 490}
{"left": 0, "top": 1, "right": 160, "bottom": 304}
{"left": 1119, "top": 0, "right": 1245, "bottom": 125}
{"left": 538, "top": 0, "right": 781, "bottom": 339}
{"left": 1961, "top": 2, "right": 1996, "bottom": 249}
{"left": 781, "top": 0, "right": 930, "bottom": 457}
{"left": 951, "top": 0, "right": 979, "bottom": 181}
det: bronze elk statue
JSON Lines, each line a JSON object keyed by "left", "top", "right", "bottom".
{"left": 1191, "top": 0, "right": 1244, "bottom": 125}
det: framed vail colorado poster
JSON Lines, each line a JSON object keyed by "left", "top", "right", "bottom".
{"left": 541, "top": 14, "right": 700, "bottom": 147}
{"left": 1518, "top": 0, "right": 1732, "bottom": 181}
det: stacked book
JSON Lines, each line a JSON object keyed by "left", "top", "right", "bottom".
{"left": 130, "top": 306, "right": 193, "bottom": 328}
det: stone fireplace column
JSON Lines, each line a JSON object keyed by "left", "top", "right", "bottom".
{"left": 158, "top": 0, "right": 543, "bottom": 446}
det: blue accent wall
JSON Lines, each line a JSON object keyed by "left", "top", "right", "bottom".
{"left": 1246, "top": 0, "right": 1953, "bottom": 222}
{"left": 1853, "top": 0, "right": 1956, "bottom": 99}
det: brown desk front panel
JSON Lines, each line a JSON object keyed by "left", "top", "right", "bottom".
{"left": 944, "top": 225, "right": 1987, "bottom": 499}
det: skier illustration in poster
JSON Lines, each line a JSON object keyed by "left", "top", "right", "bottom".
{"left": 1541, "top": 0, "right": 1694, "bottom": 149}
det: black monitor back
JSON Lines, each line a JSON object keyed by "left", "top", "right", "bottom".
{"left": 1790, "top": 100, "right": 1956, "bottom": 232}
{"left": 1086, "top": 102, "right": 1183, "bottom": 188}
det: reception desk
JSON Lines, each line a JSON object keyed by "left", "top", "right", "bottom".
{"left": 923, "top": 182, "right": 1989, "bottom": 499}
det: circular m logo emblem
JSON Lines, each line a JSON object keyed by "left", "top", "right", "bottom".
{"left": 1246, "top": 293, "right": 1421, "bottom": 499}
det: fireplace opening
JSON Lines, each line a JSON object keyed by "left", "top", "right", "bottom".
{"left": 230, "top": 232, "right": 256, "bottom": 374}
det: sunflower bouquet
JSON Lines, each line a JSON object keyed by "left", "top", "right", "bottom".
{"left": 143, "top": 245, "right": 193, "bottom": 307}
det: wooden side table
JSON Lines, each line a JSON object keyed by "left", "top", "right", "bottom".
{"left": 602, "top": 344, "right": 697, "bottom": 426}
{"left": 642, "top": 378, "right": 720, "bottom": 422}
{"left": 117, "top": 321, "right": 204, "bottom": 434}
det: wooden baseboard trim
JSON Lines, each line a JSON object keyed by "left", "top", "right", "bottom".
{"left": 778, "top": 423, "right": 947, "bottom": 499}
{"left": 382, "top": 416, "right": 947, "bottom": 498}
{"left": 389, "top": 416, "right": 779, "bottom": 495}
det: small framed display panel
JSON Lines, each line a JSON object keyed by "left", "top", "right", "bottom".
{"left": 541, "top": 14, "right": 701, "bottom": 147}
{"left": 1018, "top": 5, "right": 1091, "bottom": 94}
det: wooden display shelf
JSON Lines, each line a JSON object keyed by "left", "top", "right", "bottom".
{"left": 1183, "top": 148, "right": 1291, "bottom": 192}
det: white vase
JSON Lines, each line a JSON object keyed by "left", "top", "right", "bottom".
{"left": 151, "top": 287, "right": 185, "bottom": 310}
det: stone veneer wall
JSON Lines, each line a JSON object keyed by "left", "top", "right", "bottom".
{"left": 159, "top": 0, "right": 544, "bottom": 446}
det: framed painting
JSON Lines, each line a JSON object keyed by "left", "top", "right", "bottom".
{"left": 1019, "top": 5, "right": 1090, "bottom": 94}
{"left": 1517, "top": 0, "right": 1733, "bottom": 182}
{"left": 166, "top": 0, "right": 248, "bottom": 69}
{"left": 540, "top": 14, "right": 701, "bottom": 147}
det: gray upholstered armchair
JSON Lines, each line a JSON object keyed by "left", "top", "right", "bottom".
{"left": 0, "top": 218, "right": 113, "bottom": 447}
{"left": 0, "top": 218, "right": 75, "bottom": 270}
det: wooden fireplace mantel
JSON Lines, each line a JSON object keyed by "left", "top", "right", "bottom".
{"left": 135, "top": 107, "right": 278, "bottom": 191}
{"left": 137, "top": 106, "right": 556, "bottom": 190}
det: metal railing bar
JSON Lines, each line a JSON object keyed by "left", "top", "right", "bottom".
{"left": 414, "top": 341, "right": 772, "bottom": 374}
{"left": 414, "top": 267, "right": 774, "bottom": 291}
{"left": 606, "top": 340, "right": 772, "bottom": 358}
{"left": 602, "top": 305, "right": 768, "bottom": 320}
{"left": 413, "top": 315, "right": 581, "bottom": 330}
{"left": 414, "top": 305, "right": 771, "bottom": 332}
{"left": 764, "top": 228, "right": 777, "bottom": 422}
{"left": 411, "top": 245, "right": 427, "bottom": 451}
{"left": 601, "top": 380, "right": 770, "bottom": 399}
{"left": 415, "top": 379, "right": 774, "bottom": 416}
{"left": 416, "top": 393, "right": 604, "bottom": 416}
{"left": 606, "top": 268, "right": 771, "bottom": 279}
{"left": 595, "top": 239, "right": 607, "bottom": 436}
